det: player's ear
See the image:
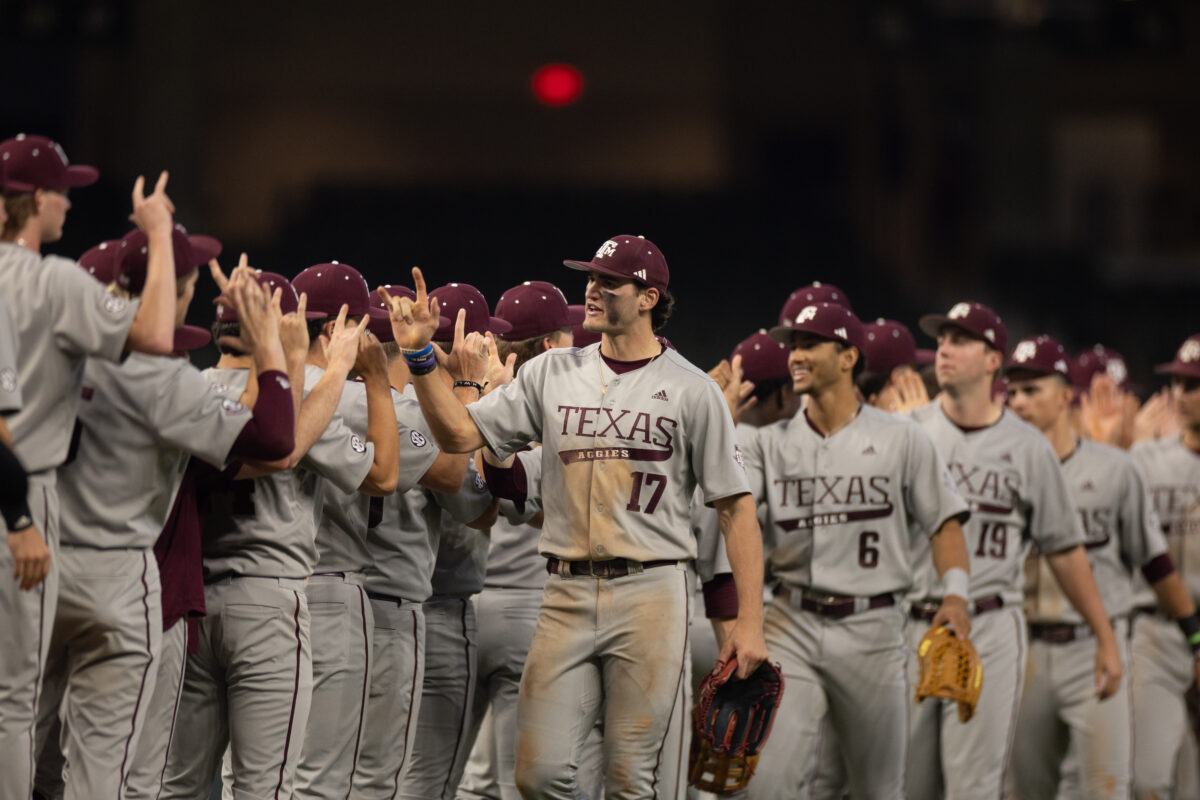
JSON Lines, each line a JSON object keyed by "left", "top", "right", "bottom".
{"left": 840, "top": 345, "right": 859, "bottom": 373}
{"left": 985, "top": 347, "right": 1003, "bottom": 374}
{"left": 639, "top": 287, "right": 659, "bottom": 312}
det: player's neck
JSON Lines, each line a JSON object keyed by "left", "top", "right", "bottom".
{"left": 3, "top": 221, "right": 42, "bottom": 253}
{"left": 805, "top": 381, "right": 860, "bottom": 436}
{"left": 940, "top": 380, "right": 1002, "bottom": 428}
{"left": 1046, "top": 415, "right": 1077, "bottom": 460}
{"left": 599, "top": 326, "right": 660, "bottom": 362}
{"left": 306, "top": 347, "right": 329, "bottom": 370}
{"left": 216, "top": 353, "right": 253, "bottom": 370}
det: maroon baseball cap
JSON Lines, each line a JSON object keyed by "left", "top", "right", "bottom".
{"left": 0, "top": 134, "right": 98, "bottom": 190}
{"left": 292, "top": 262, "right": 390, "bottom": 323}
{"left": 563, "top": 234, "right": 669, "bottom": 292}
{"left": 495, "top": 281, "right": 584, "bottom": 342}
{"left": 430, "top": 283, "right": 511, "bottom": 340}
{"left": 77, "top": 239, "right": 122, "bottom": 284}
{"left": 769, "top": 302, "right": 864, "bottom": 350}
{"left": 777, "top": 282, "right": 852, "bottom": 328}
{"left": 1070, "top": 344, "right": 1131, "bottom": 391}
{"left": 116, "top": 224, "right": 222, "bottom": 294}
{"left": 915, "top": 348, "right": 936, "bottom": 365}
{"left": 0, "top": 160, "right": 33, "bottom": 193}
{"left": 918, "top": 301, "right": 1008, "bottom": 354}
{"left": 1004, "top": 335, "right": 1072, "bottom": 379}
{"left": 173, "top": 325, "right": 211, "bottom": 352}
{"left": 732, "top": 330, "right": 790, "bottom": 382}
{"left": 216, "top": 270, "right": 322, "bottom": 323}
{"left": 861, "top": 319, "right": 919, "bottom": 376}
{"left": 569, "top": 305, "right": 601, "bottom": 347}
{"left": 1156, "top": 334, "right": 1200, "bottom": 379}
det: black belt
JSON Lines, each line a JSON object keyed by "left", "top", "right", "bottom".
{"left": 776, "top": 585, "right": 896, "bottom": 620}
{"left": 1029, "top": 621, "right": 1093, "bottom": 644}
{"left": 365, "top": 590, "right": 414, "bottom": 606}
{"left": 909, "top": 594, "right": 1004, "bottom": 623}
{"left": 546, "top": 558, "right": 677, "bottom": 579}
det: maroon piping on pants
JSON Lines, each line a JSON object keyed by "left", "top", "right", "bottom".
{"left": 275, "top": 592, "right": 303, "bottom": 799}
{"left": 438, "top": 599, "right": 472, "bottom": 798}
{"left": 27, "top": 486, "right": 49, "bottom": 797}
{"left": 119, "top": 552, "right": 156, "bottom": 787}
{"left": 651, "top": 570, "right": 690, "bottom": 795}
{"left": 154, "top": 622, "right": 189, "bottom": 800}
{"left": 389, "top": 609, "right": 421, "bottom": 799}
{"left": 345, "top": 586, "right": 370, "bottom": 800}
{"left": 996, "top": 610, "right": 1026, "bottom": 799}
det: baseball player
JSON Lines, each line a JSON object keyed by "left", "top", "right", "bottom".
{"left": 398, "top": 282, "right": 504, "bottom": 800}
{"left": 352, "top": 289, "right": 496, "bottom": 799}
{"left": 776, "top": 281, "right": 854, "bottom": 327}
{"left": 858, "top": 318, "right": 931, "bottom": 413}
{"left": 1128, "top": 333, "right": 1200, "bottom": 798}
{"left": 36, "top": 239, "right": 298, "bottom": 799}
{"left": 735, "top": 302, "right": 970, "bottom": 800}
{"left": 455, "top": 279, "right": 583, "bottom": 800}
{"left": 379, "top": 234, "right": 768, "bottom": 799}
{"left": 0, "top": 133, "right": 178, "bottom": 799}
{"left": 907, "top": 301, "right": 1121, "bottom": 799}
{"left": 158, "top": 278, "right": 377, "bottom": 798}
{"left": 285, "top": 261, "right": 404, "bottom": 799}
{"left": 1005, "top": 334, "right": 1200, "bottom": 798}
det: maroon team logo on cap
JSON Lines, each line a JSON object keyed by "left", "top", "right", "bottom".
{"left": 1004, "top": 335, "right": 1071, "bottom": 378}
{"left": 563, "top": 235, "right": 670, "bottom": 292}
{"left": 768, "top": 302, "right": 864, "bottom": 350}
{"left": 1156, "top": 334, "right": 1200, "bottom": 379}
{"left": 918, "top": 301, "right": 1008, "bottom": 354}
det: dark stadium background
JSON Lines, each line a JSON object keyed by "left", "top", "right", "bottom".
{"left": 4, "top": 0, "right": 1199, "bottom": 390}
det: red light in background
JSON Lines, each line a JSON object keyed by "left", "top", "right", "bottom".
{"left": 531, "top": 63, "right": 584, "bottom": 107}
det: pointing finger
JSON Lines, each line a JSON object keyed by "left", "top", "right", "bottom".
{"left": 412, "top": 267, "right": 426, "bottom": 300}
{"left": 131, "top": 175, "right": 145, "bottom": 206}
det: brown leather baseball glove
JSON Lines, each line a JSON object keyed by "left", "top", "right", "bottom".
{"left": 915, "top": 625, "right": 983, "bottom": 723}
{"left": 688, "top": 657, "right": 784, "bottom": 795}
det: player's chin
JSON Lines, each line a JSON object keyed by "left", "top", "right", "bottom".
{"left": 581, "top": 318, "right": 606, "bottom": 333}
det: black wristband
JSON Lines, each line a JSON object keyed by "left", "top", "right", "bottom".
{"left": 453, "top": 380, "right": 484, "bottom": 395}
{"left": 1179, "top": 613, "right": 1200, "bottom": 654}
{"left": 0, "top": 440, "right": 32, "bottom": 532}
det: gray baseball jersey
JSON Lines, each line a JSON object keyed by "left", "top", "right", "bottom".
{"left": 310, "top": 375, "right": 433, "bottom": 574}
{"left": 690, "top": 485, "right": 733, "bottom": 585}
{"left": 200, "top": 367, "right": 373, "bottom": 579}
{"left": 0, "top": 297, "right": 22, "bottom": 414}
{"left": 56, "top": 354, "right": 252, "bottom": 549}
{"left": 1026, "top": 437, "right": 1166, "bottom": 623}
{"left": 481, "top": 450, "right": 545, "bottom": 591}
{"left": 740, "top": 405, "right": 968, "bottom": 594}
{"left": 0, "top": 243, "right": 139, "bottom": 472}
{"left": 428, "top": 477, "right": 492, "bottom": 597}
{"left": 1132, "top": 435, "right": 1200, "bottom": 602}
{"left": 466, "top": 343, "right": 749, "bottom": 562}
{"left": 909, "top": 404, "right": 1084, "bottom": 603}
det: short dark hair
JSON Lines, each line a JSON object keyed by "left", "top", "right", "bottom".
{"left": 212, "top": 320, "right": 244, "bottom": 355}
{"left": 649, "top": 287, "right": 674, "bottom": 332}
{"left": 856, "top": 369, "right": 889, "bottom": 400}
{"left": 2, "top": 192, "right": 36, "bottom": 239}
{"left": 751, "top": 377, "right": 791, "bottom": 407}
{"left": 497, "top": 327, "right": 571, "bottom": 373}
{"left": 836, "top": 342, "right": 865, "bottom": 379}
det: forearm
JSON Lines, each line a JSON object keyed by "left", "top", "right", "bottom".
{"left": 361, "top": 373, "right": 400, "bottom": 495}
{"left": 718, "top": 494, "right": 764, "bottom": 624}
{"left": 0, "top": 440, "right": 32, "bottom": 531}
{"left": 289, "top": 369, "right": 348, "bottom": 462}
{"left": 285, "top": 350, "right": 306, "bottom": 421}
{"left": 1047, "top": 546, "right": 1116, "bottom": 640}
{"left": 411, "top": 370, "right": 484, "bottom": 453}
{"left": 250, "top": 334, "right": 288, "bottom": 378}
{"left": 1151, "top": 570, "right": 1197, "bottom": 620}
{"left": 125, "top": 227, "right": 175, "bottom": 355}
{"left": 930, "top": 519, "right": 970, "bottom": 583}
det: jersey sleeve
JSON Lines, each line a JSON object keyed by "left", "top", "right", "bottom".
{"left": 431, "top": 459, "right": 493, "bottom": 525}
{"left": 516, "top": 448, "right": 543, "bottom": 501}
{"left": 737, "top": 423, "right": 767, "bottom": 505}
{"left": 465, "top": 357, "right": 546, "bottom": 459}
{"left": 1119, "top": 457, "right": 1168, "bottom": 568}
{"left": 48, "top": 256, "right": 140, "bottom": 362}
{"left": 690, "top": 381, "right": 752, "bottom": 506}
{"left": 396, "top": 423, "right": 439, "bottom": 493}
{"left": 903, "top": 421, "right": 970, "bottom": 539}
{"left": 1026, "top": 438, "right": 1086, "bottom": 554}
{"left": 301, "top": 413, "right": 375, "bottom": 494}
{"left": 0, "top": 300, "right": 21, "bottom": 413}
{"left": 146, "top": 359, "right": 253, "bottom": 468}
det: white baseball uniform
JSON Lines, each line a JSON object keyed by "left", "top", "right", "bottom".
{"left": 0, "top": 242, "right": 139, "bottom": 799}
{"left": 463, "top": 342, "right": 748, "bottom": 798}
{"left": 907, "top": 403, "right": 1084, "bottom": 799}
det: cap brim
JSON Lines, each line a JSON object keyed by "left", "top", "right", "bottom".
{"left": 367, "top": 315, "right": 394, "bottom": 343}
{"left": 488, "top": 316, "right": 513, "bottom": 334}
{"left": 915, "top": 348, "right": 936, "bottom": 365}
{"left": 566, "top": 305, "right": 586, "bottom": 326}
{"left": 563, "top": 259, "right": 642, "bottom": 284}
{"left": 1003, "top": 364, "right": 1055, "bottom": 379}
{"left": 917, "top": 314, "right": 950, "bottom": 341}
{"left": 173, "top": 325, "right": 211, "bottom": 352}
{"left": 1155, "top": 361, "right": 1200, "bottom": 378}
{"left": 64, "top": 165, "right": 99, "bottom": 188}
{"left": 187, "top": 235, "right": 223, "bottom": 267}
{"left": 0, "top": 177, "right": 34, "bottom": 193}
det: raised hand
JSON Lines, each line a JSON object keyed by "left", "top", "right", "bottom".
{"left": 1080, "top": 374, "right": 1125, "bottom": 445}
{"left": 278, "top": 291, "right": 311, "bottom": 361}
{"left": 354, "top": 329, "right": 388, "bottom": 379}
{"left": 378, "top": 267, "right": 440, "bottom": 350}
{"left": 482, "top": 332, "right": 517, "bottom": 393}
{"left": 321, "top": 304, "right": 367, "bottom": 376}
{"left": 438, "top": 309, "right": 489, "bottom": 384}
{"left": 1133, "top": 388, "right": 1180, "bottom": 443}
{"left": 891, "top": 369, "right": 930, "bottom": 413}
{"left": 215, "top": 278, "right": 275, "bottom": 353}
{"left": 129, "top": 171, "right": 175, "bottom": 236}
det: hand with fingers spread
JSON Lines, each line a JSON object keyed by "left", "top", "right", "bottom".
{"left": 1133, "top": 387, "right": 1180, "bottom": 443}
{"left": 440, "top": 311, "right": 489, "bottom": 384}
{"left": 378, "top": 267, "right": 440, "bottom": 351}
{"left": 215, "top": 277, "right": 276, "bottom": 354}
{"left": 278, "top": 292, "right": 312, "bottom": 363}
{"left": 722, "top": 354, "right": 757, "bottom": 423}
{"left": 1080, "top": 374, "right": 1126, "bottom": 445}
{"left": 209, "top": 253, "right": 259, "bottom": 309}
{"left": 129, "top": 171, "right": 175, "bottom": 237}
{"left": 322, "top": 305, "right": 368, "bottom": 378}
{"left": 482, "top": 332, "right": 517, "bottom": 393}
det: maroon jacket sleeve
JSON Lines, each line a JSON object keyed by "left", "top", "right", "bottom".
{"left": 702, "top": 573, "right": 739, "bottom": 619}
{"left": 482, "top": 455, "right": 529, "bottom": 502}
{"left": 228, "top": 369, "right": 295, "bottom": 462}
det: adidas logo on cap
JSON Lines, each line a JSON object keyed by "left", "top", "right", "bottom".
{"left": 634, "top": 268, "right": 647, "bottom": 280}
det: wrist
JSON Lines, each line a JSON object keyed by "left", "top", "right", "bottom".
{"left": 940, "top": 567, "right": 969, "bottom": 600}
{"left": 1179, "top": 613, "right": 1200, "bottom": 655}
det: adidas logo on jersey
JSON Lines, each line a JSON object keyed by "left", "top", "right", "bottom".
{"left": 999, "top": 452, "right": 1012, "bottom": 463}
{"left": 1081, "top": 480, "right": 1095, "bottom": 491}
{"left": 634, "top": 268, "right": 647, "bottom": 280}
{"left": 651, "top": 389, "right": 669, "bottom": 402}
{"left": 861, "top": 445, "right": 876, "bottom": 455}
